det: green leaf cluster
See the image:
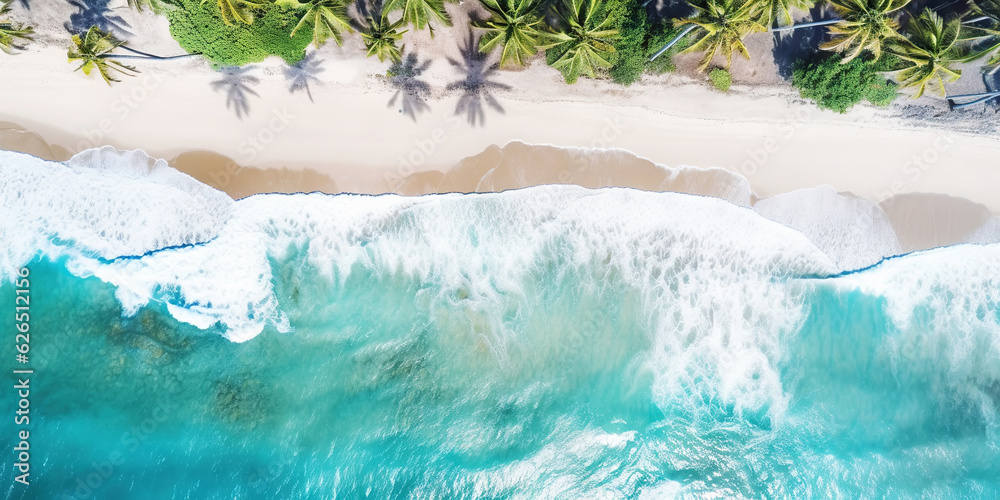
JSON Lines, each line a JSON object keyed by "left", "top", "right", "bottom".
{"left": 792, "top": 53, "right": 898, "bottom": 112}
{"left": 166, "top": 0, "right": 312, "bottom": 67}
{"left": 709, "top": 67, "right": 731, "bottom": 90}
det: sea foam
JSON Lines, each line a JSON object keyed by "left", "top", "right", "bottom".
{"left": 0, "top": 148, "right": 232, "bottom": 280}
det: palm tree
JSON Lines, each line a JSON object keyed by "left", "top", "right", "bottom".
{"left": 68, "top": 25, "right": 199, "bottom": 85}
{"left": 888, "top": 9, "right": 969, "bottom": 97}
{"left": 754, "top": 0, "right": 815, "bottom": 28}
{"left": 820, "top": 0, "right": 908, "bottom": 62}
{"left": 966, "top": 0, "right": 1000, "bottom": 69}
{"left": 363, "top": 14, "right": 407, "bottom": 63}
{"left": 292, "top": 0, "right": 353, "bottom": 48}
{"left": 676, "top": 0, "right": 766, "bottom": 72}
{"left": 547, "top": 0, "right": 619, "bottom": 83}
{"left": 0, "top": 2, "right": 33, "bottom": 54}
{"left": 68, "top": 26, "right": 138, "bottom": 84}
{"left": 384, "top": 0, "right": 451, "bottom": 35}
{"left": 475, "top": 0, "right": 548, "bottom": 69}
{"left": 201, "top": 0, "right": 266, "bottom": 26}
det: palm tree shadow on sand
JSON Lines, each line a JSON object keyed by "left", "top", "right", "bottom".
{"left": 446, "top": 30, "right": 510, "bottom": 127}
{"left": 212, "top": 66, "right": 261, "bottom": 120}
{"left": 65, "top": 0, "right": 131, "bottom": 37}
{"left": 285, "top": 53, "right": 325, "bottom": 102}
{"left": 387, "top": 52, "right": 432, "bottom": 122}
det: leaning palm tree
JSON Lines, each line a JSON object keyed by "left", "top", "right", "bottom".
{"left": 475, "top": 0, "right": 548, "bottom": 69}
{"left": 292, "top": 0, "right": 353, "bottom": 48}
{"left": 384, "top": 0, "right": 451, "bottom": 35}
{"left": 68, "top": 26, "right": 138, "bottom": 84}
{"left": 68, "top": 26, "right": 199, "bottom": 85}
{"left": 0, "top": 2, "right": 33, "bottom": 54}
{"left": 820, "top": 0, "right": 908, "bottom": 62}
{"left": 547, "top": 0, "right": 619, "bottom": 83}
{"left": 888, "top": 9, "right": 969, "bottom": 97}
{"left": 363, "top": 14, "right": 407, "bottom": 63}
{"left": 201, "top": 0, "right": 266, "bottom": 26}
{"left": 676, "top": 0, "right": 766, "bottom": 72}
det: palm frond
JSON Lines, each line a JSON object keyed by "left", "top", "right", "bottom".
{"left": 474, "top": 0, "right": 548, "bottom": 69}
{"left": 548, "top": 0, "right": 619, "bottom": 83}
{"left": 677, "top": 0, "right": 766, "bottom": 72}
{"left": 821, "top": 0, "right": 908, "bottom": 63}
{"left": 292, "top": 0, "right": 353, "bottom": 48}
{"left": 363, "top": 14, "right": 407, "bottom": 63}
{"left": 200, "top": 0, "right": 266, "bottom": 26}
{"left": 384, "top": 0, "right": 451, "bottom": 35}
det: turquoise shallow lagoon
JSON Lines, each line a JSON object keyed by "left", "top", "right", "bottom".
{"left": 2, "top": 149, "right": 999, "bottom": 498}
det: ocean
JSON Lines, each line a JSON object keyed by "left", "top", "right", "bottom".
{"left": 2, "top": 148, "right": 998, "bottom": 498}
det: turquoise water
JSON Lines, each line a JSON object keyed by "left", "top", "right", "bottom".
{"left": 2, "top": 150, "right": 999, "bottom": 498}
{"left": 3, "top": 246, "right": 999, "bottom": 498}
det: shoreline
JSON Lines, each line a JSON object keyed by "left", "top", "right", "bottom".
{"left": 2, "top": 0, "right": 999, "bottom": 253}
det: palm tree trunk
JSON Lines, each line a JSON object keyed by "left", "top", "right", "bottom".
{"left": 947, "top": 90, "right": 1000, "bottom": 110}
{"left": 649, "top": 25, "right": 698, "bottom": 62}
{"left": 107, "top": 45, "right": 200, "bottom": 60}
{"left": 964, "top": 15, "right": 992, "bottom": 24}
{"left": 649, "top": 18, "right": 842, "bottom": 63}
{"left": 770, "top": 18, "right": 840, "bottom": 33}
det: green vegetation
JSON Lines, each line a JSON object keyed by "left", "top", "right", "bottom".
{"left": 792, "top": 53, "right": 898, "bottom": 112}
{"left": 475, "top": 0, "right": 549, "bottom": 69}
{"left": 384, "top": 0, "right": 451, "bottom": 35}
{"left": 167, "top": 0, "right": 312, "bottom": 67}
{"left": 887, "top": 9, "right": 966, "bottom": 98}
{"left": 0, "top": 1, "right": 33, "bottom": 54}
{"left": 42, "top": 0, "right": 1000, "bottom": 108}
{"left": 291, "top": 0, "right": 353, "bottom": 49}
{"left": 968, "top": 0, "right": 1000, "bottom": 68}
{"left": 363, "top": 14, "right": 407, "bottom": 63}
{"left": 643, "top": 23, "right": 694, "bottom": 74}
{"left": 546, "top": 0, "right": 618, "bottom": 83}
{"left": 755, "top": 0, "right": 815, "bottom": 27}
{"left": 605, "top": 0, "right": 648, "bottom": 84}
{"left": 200, "top": 0, "right": 266, "bottom": 25}
{"left": 68, "top": 26, "right": 138, "bottom": 85}
{"left": 709, "top": 67, "right": 731, "bottom": 90}
{"left": 677, "top": 0, "right": 766, "bottom": 71}
{"left": 821, "top": 0, "right": 908, "bottom": 62}
{"left": 127, "top": 0, "right": 165, "bottom": 12}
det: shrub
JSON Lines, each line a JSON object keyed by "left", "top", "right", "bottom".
{"left": 792, "top": 54, "right": 899, "bottom": 113}
{"left": 709, "top": 67, "right": 731, "bottom": 91}
{"left": 165, "top": 0, "right": 312, "bottom": 68}
{"left": 643, "top": 22, "right": 692, "bottom": 75}
{"left": 606, "top": 0, "right": 648, "bottom": 85}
